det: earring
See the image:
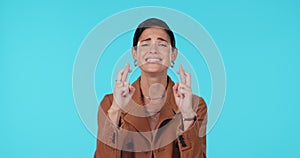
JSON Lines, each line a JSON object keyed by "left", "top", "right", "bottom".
{"left": 171, "top": 61, "right": 175, "bottom": 68}
{"left": 134, "top": 60, "right": 138, "bottom": 67}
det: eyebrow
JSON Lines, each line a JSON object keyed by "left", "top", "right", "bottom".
{"left": 140, "top": 37, "right": 169, "bottom": 43}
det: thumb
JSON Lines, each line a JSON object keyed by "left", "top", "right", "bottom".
{"left": 173, "top": 83, "right": 180, "bottom": 97}
{"left": 129, "top": 85, "right": 136, "bottom": 96}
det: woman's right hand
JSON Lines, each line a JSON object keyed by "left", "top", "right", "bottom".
{"left": 112, "top": 63, "right": 136, "bottom": 111}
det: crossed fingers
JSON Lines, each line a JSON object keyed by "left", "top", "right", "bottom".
{"left": 116, "top": 63, "right": 132, "bottom": 87}
{"left": 177, "top": 64, "right": 191, "bottom": 88}
{"left": 173, "top": 64, "right": 192, "bottom": 98}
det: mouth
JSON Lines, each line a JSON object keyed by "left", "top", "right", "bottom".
{"left": 145, "top": 57, "right": 162, "bottom": 63}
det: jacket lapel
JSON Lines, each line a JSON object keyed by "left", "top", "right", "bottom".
{"left": 123, "top": 77, "right": 151, "bottom": 132}
{"left": 156, "top": 77, "right": 179, "bottom": 126}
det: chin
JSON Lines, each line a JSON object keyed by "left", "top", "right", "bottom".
{"left": 140, "top": 64, "right": 168, "bottom": 73}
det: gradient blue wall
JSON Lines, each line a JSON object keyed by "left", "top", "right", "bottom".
{"left": 1, "top": 0, "right": 299, "bottom": 157}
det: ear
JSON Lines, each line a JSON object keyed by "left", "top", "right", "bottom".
{"left": 132, "top": 47, "right": 137, "bottom": 60}
{"left": 171, "top": 48, "right": 178, "bottom": 61}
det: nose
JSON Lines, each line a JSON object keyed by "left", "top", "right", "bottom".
{"left": 149, "top": 44, "right": 158, "bottom": 54}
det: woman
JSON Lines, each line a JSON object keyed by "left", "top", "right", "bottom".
{"left": 94, "top": 18, "right": 207, "bottom": 158}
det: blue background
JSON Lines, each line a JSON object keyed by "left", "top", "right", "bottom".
{"left": 1, "top": 0, "right": 299, "bottom": 157}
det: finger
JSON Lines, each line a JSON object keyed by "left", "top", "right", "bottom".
{"left": 119, "top": 87, "right": 127, "bottom": 97}
{"left": 121, "top": 85, "right": 134, "bottom": 97}
{"left": 178, "top": 83, "right": 192, "bottom": 98}
{"left": 116, "top": 82, "right": 123, "bottom": 88}
{"left": 115, "top": 81, "right": 124, "bottom": 88}
{"left": 178, "top": 83, "right": 191, "bottom": 91}
{"left": 179, "top": 87, "right": 192, "bottom": 95}
{"left": 129, "top": 85, "right": 136, "bottom": 96}
{"left": 177, "top": 64, "right": 186, "bottom": 84}
{"left": 121, "top": 63, "right": 131, "bottom": 82}
{"left": 120, "top": 83, "right": 130, "bottom": 97}
{"left": 173, "top": 83, "right": 181, "bottom": 97}
{"left": 183, "top": 71, "right": 191, "bottom": 87}
{"left": 121, "top": 91, "right": 127, "bottom": 97}
{"left": 116, "top": 81, "right": 128, "bottom": 93}
{"left": 116, "top": 79, "right": 126, "bottom": 88}
{"left": 117, "top": 68, "right": 126, "bottom": 83}
{"left": 124, "top": 81, "right": 129, "bottom": 87}
{"left": 119, "top": 81, "right": 129, "bottom": 89}
{"left": 173, "top": 83, "right": 179, "bottom": 92}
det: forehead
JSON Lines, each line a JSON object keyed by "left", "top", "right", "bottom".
{"left": 138, "top": 27, "right": 171, "bottom": 42}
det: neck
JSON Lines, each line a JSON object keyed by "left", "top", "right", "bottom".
{"left": 140, "top": 70, "right": 168, "bottom": 99}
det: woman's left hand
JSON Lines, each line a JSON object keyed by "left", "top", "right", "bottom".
{"left": 173, "top": 64, "right": 196, "bottom": 118}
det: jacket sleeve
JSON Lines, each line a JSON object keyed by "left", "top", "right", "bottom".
{"left": 94, "top": 94, "right": 121, "bottom": 158}
{"left": 177, "top": 96, "right": 207, "bottom": 158}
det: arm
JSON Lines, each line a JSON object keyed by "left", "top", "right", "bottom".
{"left": 94, "top": 95, "right": 121, "bottom": 158}
{"left": 95, "top": 64, "right": 135, "bottom": 157}
{"left": 177, "top": 96, "right": 207, "bottom": 158}
{"left": 172, "top": 65, "right": 207, "bottom": 157}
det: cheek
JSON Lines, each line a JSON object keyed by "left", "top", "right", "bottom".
{"left": 161, "top": 53, "right": 172, "bottom": 62}
{"left": 136, "top": 52, "right": 147, "bottom": 66}
{"left": 136, "top": 52, "right": 146, "bottom": 60}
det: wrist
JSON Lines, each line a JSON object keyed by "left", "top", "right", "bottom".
{"left": 181, "top": 110, "right": 196, "bottom": 119}
{"left": 109, "top": 101, "right": 121, "bottom": 113}
{"left": 108, "top": 102, "right": 122, "bottom": 126}
{"left": 181, "top": 113, "right": 196, "bottom": 131}
{"left": 182, "top": 115, "right": 196, "bottom": 122}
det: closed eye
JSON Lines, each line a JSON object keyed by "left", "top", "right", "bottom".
{"left": 141, "top": 43, "right": 150, "bottom": 47}
{"left": 158, "top": 43, "right": 167, "bottom": 47}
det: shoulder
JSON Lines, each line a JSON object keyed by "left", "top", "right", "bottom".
{"left": 192, "top": 94, "right": 207, "bottom": 112}
{"left": 98, "top": 94, "right": 114, "bottom": 114}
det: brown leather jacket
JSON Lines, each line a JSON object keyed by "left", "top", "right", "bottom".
{"left": 94, "top": 76, "right": 207, "bottom": 158}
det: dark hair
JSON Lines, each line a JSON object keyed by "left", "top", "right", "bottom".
{"left": 133, "top": 18, "right": 176, "bottom": 48}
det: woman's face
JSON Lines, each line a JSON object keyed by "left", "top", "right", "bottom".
{"left": 132, "top": 27, "right": 177, "bottom": 73}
